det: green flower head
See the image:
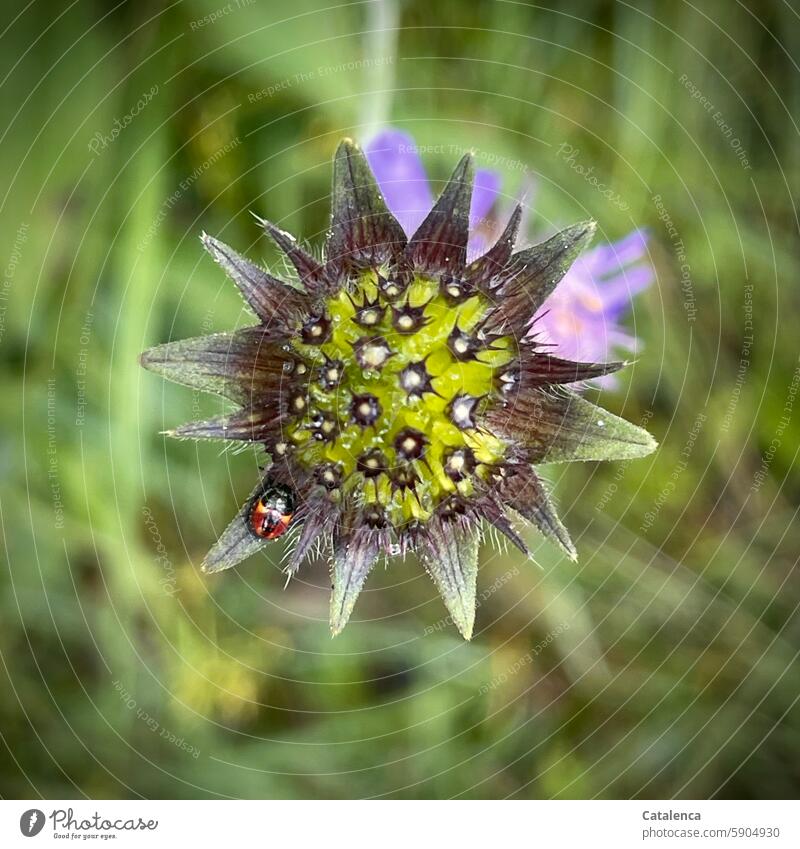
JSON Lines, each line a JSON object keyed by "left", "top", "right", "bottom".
{"left": 140, "top": 139, "right": 656, "bottom": 639}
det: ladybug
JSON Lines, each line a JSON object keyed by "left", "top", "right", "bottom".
{"left": 247, "top": 480, "right": 296, "bottom": 541}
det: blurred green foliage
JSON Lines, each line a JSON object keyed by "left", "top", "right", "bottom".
{"left": 1, "top": 0, "right": 798, "bottom": 799}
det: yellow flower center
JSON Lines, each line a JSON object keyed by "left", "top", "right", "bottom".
{"left": 287, "top": 270, "right": 515, "bottom": 528}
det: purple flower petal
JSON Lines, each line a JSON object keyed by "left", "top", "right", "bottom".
{"left": 587, "top": 228, "right": 649, "bottom": 274}
{"left": 363, "top": 127, "right": 652, "bottom": 392}
{"left": 364, "top": 129, "right": 433, "bottom": 237}
{"left": 608, "top": 329, "right": 640, "bottom": 354}
{"left": 593, "top": 373, "right": 620, "bottom": 391}
{"left": 599, "top": 263, "right": 655, "bottom": 318}
{"left": 469, "top": 169, "right": 502, "bottom": 230}
{"left": 467, "top": 169, "right": 502, "bottom": 259}
{"left": 528, "top": 226, "right": 654, "bottom": 388}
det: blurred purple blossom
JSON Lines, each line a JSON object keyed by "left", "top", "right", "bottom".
{"left": 364, "top": 128, "right": 654, "bottom": 388}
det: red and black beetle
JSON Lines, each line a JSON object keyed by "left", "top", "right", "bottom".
{"left": 247, "top": 480, "right": 296, "bottom": 541}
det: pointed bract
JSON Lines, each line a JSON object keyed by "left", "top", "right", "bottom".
{"left": 327, "top": 139, "right": 407, "bottom": 272}
{"left": 202, "top": 481, "right": 271, "bottom": 573}
{"left": 140, "top": 329, "right": 293, "bottom": 405}
{"left": 256, "top": 215, "right": 331, "bottom": 295}
{"left": 486, "top": 388, "right": 657, "bottom": 464}
{"left": 464, "top": 203, "right": 522, "bottom": 291}
{"left": 406, "top": 153, "right": 474, "bottom": 274}
{"left": 168, "top": 407, "right": 284, "bottom": 443}
{"left": 418, "top": 517, "right": 480, "bottom": 639}
{"left": 518, "top": 353, "right": 625, "bottom": 389}
{"left": 473, "top": 494, "right": 529, "bottom": 555}
{"left": 498, "top": 464, "right": 577, "bottom": 560}
{"left": 201, "top": 233, "right": 309, "bottom": 329}
{"left": 485, "top": 221, "right": 596, "bottom": 337}
{"left": 285, "top": 496, "right": 338, "bottom": 576}
{"left": 330, "top": 523, "right": 383, "bottom": 636}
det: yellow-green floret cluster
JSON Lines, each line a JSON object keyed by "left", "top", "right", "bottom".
{"left": 285, "top": 270, "right": 512, "bottom": 530}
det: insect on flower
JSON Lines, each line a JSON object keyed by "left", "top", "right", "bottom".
{"left": 248, "top": 480, "right": 296, "bottom": 541}
{"left": 140, "top": 138, "right": 657, "bottom": 639}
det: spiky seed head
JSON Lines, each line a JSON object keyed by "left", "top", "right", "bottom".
{"left": 140, "top": 138, "right": 657, "bottom": 639}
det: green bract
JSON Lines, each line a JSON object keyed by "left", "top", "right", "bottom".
{"left": 141, "top": 139, "right": 656, "bottom": 639}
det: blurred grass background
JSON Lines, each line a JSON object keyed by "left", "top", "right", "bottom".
{"left": 1, "top": 0, "right": 799, "bottom": 799}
